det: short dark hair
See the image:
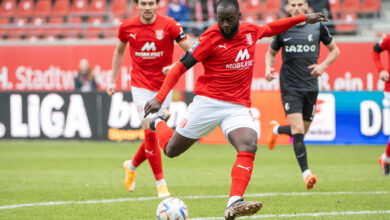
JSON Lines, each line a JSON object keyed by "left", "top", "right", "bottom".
{"left": 216, "top": 0, "right": 240, "bottom": 13}
{"left": 134, "top": 0, "right": 160, "bottom": 4}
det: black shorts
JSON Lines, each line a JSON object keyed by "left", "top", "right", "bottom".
{"left": 281, "top": 90, "right": 319, "bottom": 121}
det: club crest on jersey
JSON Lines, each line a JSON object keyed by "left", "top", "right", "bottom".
{"left": 155, "top": 30, "right": 164, "bottom": 40}
{"left": 246, "top": 34, "right": 253, "bottom": 46}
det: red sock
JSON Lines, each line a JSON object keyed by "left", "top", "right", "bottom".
{"left": 155, "top": 121, "right": 174, "bottom": 154}
{"left": 230, "top": 151, "right": 255, "bottom": 197}
{"left": 131, "top": 141, "right": 147, "bottom": 167}
{"left": 385, "top": 141, "right": 390, "bottom": 158}
{"left": 144, "top": 129, "right": 164, "bottom": 181}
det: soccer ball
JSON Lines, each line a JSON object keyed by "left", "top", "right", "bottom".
{"left": 156, "top": 197, "right": 188, "bottom": 220}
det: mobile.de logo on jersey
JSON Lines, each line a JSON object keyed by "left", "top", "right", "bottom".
{"left": 235, "top": 49, "right": 250, "bottom": 62}
{"left": 226, "top": 48, "right": 254, "bottom": 70}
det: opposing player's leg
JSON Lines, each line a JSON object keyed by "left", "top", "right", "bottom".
{"left": 267, "top": 120, "right": 292, "bottom": 150}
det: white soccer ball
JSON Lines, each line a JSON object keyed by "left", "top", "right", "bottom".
{"left": 156, "top": 197, "right": 188, "bottom": 220}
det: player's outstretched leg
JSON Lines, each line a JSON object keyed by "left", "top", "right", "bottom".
{"left": 142, "top": 111, "right": 173, "bottom": 154}
{"left": 122, "top": 142, "right": 147, "bottom": 191}
{"left": 144, "top": 128, "right": 170, "bottom": 198}
{"left": 378, "top": 140, "right": 390, "bottom": 176}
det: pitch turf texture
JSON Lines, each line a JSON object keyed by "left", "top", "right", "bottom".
{"left": 0, "top": 141, "right": 389, "bottom": 219}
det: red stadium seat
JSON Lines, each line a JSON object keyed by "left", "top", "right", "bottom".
{"left": 360, "top": 0, "right": 380, "bottom": 14}
{"left": 110, "top": 0, "right": 128, "bottom": 16}
{"left": 16, "top": 0, "right": 34, "bottom": 17}
{"left": 242, "top": 14, "right": 259, "bottom": 22}
{"left": 0, "top": 0, "right": 17, "bottom": 18}
{"left": 69, "top": 16, "right": 83, "bottom": 37}
{"left": 71, "top": 0, "right": 88, "bottom": 14}
{"left": 105, "top": 16, "right": 121, "bottom": 38}
{"left": 30, "top": 16, "right": 46, "bottom": 37}
{"left": 328, "top": 0, "right": 341, "bottom": 13}
{"left": 0, "top": 17, "right": 11, "bottom": 38}
{"left": 11, "top": 17, "right": 28, "bottom": 38}
{"left": 244, "top": 0, "right": 263, "bottom": 15}
{"left": 263, "top": 0, "right": 281, "bottom": 14}
{"left": 89, "top": 0, "right": 106, "bottom": 14}
{"left": 52, "top": 0, "right": 70, "bottom": 16}
{"left": 34, "top": 0, "right": 52, "bottom": 16}
{"left": 335, "top": 13, "right": 357, "bottom": 33}
{"left": 85, "top": 17, "right": 103, "bottom": 38}
{"left": 342, "top": 0, "right": 360, "bottom": 12}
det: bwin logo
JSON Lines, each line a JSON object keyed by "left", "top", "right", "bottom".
{"left": 141, "top": 42, "right": 156, "bottom": 51}
{"left": 235, "top": 49, "right": 250, "bottom": 62}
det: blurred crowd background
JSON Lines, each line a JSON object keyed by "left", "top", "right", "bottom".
{"left": 0, "top": 0, "right": 388, "bottom": 41}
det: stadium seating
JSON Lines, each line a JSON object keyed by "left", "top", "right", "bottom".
{"left": 16, "top": 0, "right": 34, "bottom": 17}
{"left": 262, "top": 14, "right": 277, "bottom": 23}
{"left": 71, "top": 0, "right": 88, "bottom": 14}
{"left": 110, "top": 0, "right": 128, "bottom": 17}
{"left": 34, "top": 0, "right": 52, "bottom": 16}
{"left": 342, "top": 0, "right": 361, "bottom": 12}
{"left": 360, "top": 0, "right": 381, "bottom": 14}
{"left": 263, "top": 0, "right": 281, "bottom": 16}
{"left": 335, "top": 12, "right": 357, "bottom": 34}
{"left": 157, "top": 0, "right": 169, "bottom": 15}
{"left": 85, "top": 17, "right": 104, "bottom": 38}
{"left": 89, "top": 0, "right": 106, "bottom": 15}
{"left": 52, "top": 0, "right": 70, "bottom": 16}
{"left": 0, "top": 0, "right": 17, "bottom": 18}
{"left": 244, "top": 0, "right": 263, "bottom": 15}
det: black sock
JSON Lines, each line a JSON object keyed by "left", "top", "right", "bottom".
{"left": 292, "top": 133, "right": 308, "bottom": 172}
{"left": 278, "top": 125, "right": 292, "bottom": 136}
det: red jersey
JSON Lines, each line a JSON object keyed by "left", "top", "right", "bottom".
{"left": 118, "top": 14, "right": 186, "bottom": 91}
{"left": 191, "top": 19, "right": 304, "bottom": 107}
{"left": 377, "top": 34, "right": 390, "bottom": 92}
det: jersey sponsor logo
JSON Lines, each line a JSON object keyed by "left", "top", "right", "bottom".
{"left": 285, "top": 44, "right": 316, "bottom": 53}
{"left": 155, "top": 30, "right": 164, "bottom": 40}
{"left": 308, "top": 34, "right": 313, "bottom": 42}
{"left": 246, "top": 33, "right": 253, "bottom": 46}
{"left": 129, "top": 33, "right": 136, "bottom": 40}
{"left": 141, "top": 42, "right": 156, "bottom": 51}
{"left": 226, "top": 49, "right": 253, "bottom": 70}
{"left": 135, "top": 42, "right": 164, "bottom": 59}
{"left": 283, "top": 37, "right": 292, "bottom": 42}
{"left": 235, "top": 49, "right": 250, "bottom": 62}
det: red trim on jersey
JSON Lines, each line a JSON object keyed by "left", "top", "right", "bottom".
{"left": 155, "top": 61, "right": 188, "bottom": 103}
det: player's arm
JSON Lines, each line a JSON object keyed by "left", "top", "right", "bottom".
{"left": 162, "top": 38, "right": 193, "bottom": 75}
{"left": 309, "top": 40, "right": 340, "bottom": 76}
{"left": 145, "top": 52, "right": 198, "bottom": 117}
{"left": 260, "top": 13, "right": 327, "bottom": 38}
{"left": 372, "top": 42, "right": 389, "bottom": 82}
{"left": 265, "top": 47, "right": 279, "bottom": 81}
{"left": 107, "top": 40, "right": 127, "bottom": 96}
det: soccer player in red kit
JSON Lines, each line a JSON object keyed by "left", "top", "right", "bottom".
{"left": 106, "top": 0, "right": 192, "bottom": 198}
{"left": 373, "top": 33, "right": 390, "bottom": 176}
{"left": 143, "top": 0, "right": 326, "bottom": 218}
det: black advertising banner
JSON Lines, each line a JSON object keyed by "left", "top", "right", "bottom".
{"left": 0, "top": 92, "right": 190, "bottom": 141}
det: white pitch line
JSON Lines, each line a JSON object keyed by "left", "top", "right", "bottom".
{"left": 189, "top": 210, "right": 390, "bottom": 220}
{"left": 0, "top": 191, "right": 388, "bottom": 210}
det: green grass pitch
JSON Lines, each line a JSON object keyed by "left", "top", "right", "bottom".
{"left": 0, "top": 141, "right": 389, "bottom": 219}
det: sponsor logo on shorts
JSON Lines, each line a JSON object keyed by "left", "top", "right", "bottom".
{"left": 180, "top": 118, "right": 188, "bottom": 128}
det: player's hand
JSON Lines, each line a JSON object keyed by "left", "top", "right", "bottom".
{"left": 265, "top": 67, "right": 276, "bottom": 81}
{"left": 106, "top": 83, "right": 116, "bottom": 96}
{"left": 144, "top": 98, "right": 162, "bottom": 118}
{"left": 380, "top": 70, "right": 389, "bottom": 82}
{"left": 305, "top": 12, "right": 328, "bottom": 24}
{"left": 308, "top": 64, "right": 325, "bottom": 76}
{"left": 162, "top": 63, "right": 174, "bottom": 75}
